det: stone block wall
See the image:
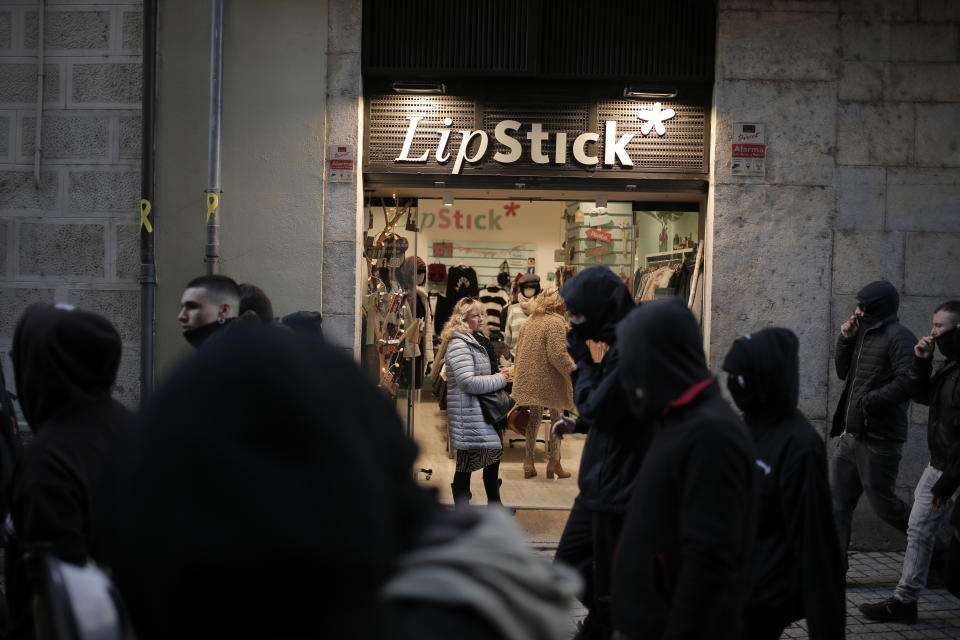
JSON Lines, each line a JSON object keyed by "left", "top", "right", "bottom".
{"left": 0, "top": 1, "right": 142, "bottom": 407}
{"left": 714, "top": 0, "right": 960, "bottom": 549}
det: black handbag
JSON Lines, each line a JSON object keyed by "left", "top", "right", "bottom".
{"left": 477, "top": 389, "right": 515, "bottom": 425}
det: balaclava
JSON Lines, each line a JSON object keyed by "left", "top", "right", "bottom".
{"left": 561, "top": 266, "right": 634, "bottom": 344}
{"left": 722, "top": 327, "right": 800, "bottom": 424}
{"left": 616, "top": 298, "right": 710, "bottom": 423}
{"left": 936, "top": 326, "right": 959, "bottom": 361}
{"left": 856, "top": 280, "right": 899, "bottom": 326}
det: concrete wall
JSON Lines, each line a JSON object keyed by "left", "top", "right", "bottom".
{"left": 0, "top": 1, "right": 142, "bottom": 406}
{"left": 153, "top": 0, "right": 362, "bottom": 376}
{"left": 712, "top": 0, "right": 960, "bottom": 549}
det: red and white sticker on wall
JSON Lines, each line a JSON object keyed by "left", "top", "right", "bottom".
{"left": 732, "top": 123, "right": 765, "bottom": 177}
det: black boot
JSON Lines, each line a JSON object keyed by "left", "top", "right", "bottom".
{"left": 451, "top": 473, "right": 472, "bottom": 508}
{"left": 483, "top": 476, "right": 502, "bottom": 505}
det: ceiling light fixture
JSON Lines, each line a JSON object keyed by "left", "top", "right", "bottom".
{"left": 393, "top": 80, "right": 446, "bottom": 95}
{"left": 623, "top": 87, "right": 678, "bottom": 99}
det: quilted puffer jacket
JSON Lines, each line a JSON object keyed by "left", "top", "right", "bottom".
{"left": 445, "top": 332, "right": 507, "bottom": 450}
{"left": 831, "top": 315, "right": 916, "bottom": 441}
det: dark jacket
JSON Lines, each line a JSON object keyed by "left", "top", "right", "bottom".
{"left": 831, "top": 283, "right": 916, "bottom": 441}
{"left": 612, "top": 298, "right": 755, "bottom": 640}
{"left": 908, "top": 349, "right": 960, "bottom": 500}
{"left": 722, "top": 328, "right": 845, "bottom": 640}
{"left": 99, "top": 326, "right": 438, "bottom": 639}
{"left": 559, "top": 266, "right": 648, "bottom": 512}
{"left": 6, "top": 303, "right": 129, "bottom": 640}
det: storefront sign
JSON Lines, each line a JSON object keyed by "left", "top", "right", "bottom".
{"left": 585, "top": 228, "right": 611, "bottom": 243}
{"left": 395, "top": 104, "right": 677, "bottom": 174}
{"left": 421, "top": 207, "right": 506, "bottom": 230}
{"left": 731, "top": 123, "right": 765, "bottom": 177}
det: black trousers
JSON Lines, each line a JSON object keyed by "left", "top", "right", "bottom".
{"left": 555, "top": 498, "right": 624, "bottom": 639}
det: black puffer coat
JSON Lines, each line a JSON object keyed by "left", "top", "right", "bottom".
{"left": 831, "top": 282, "right": 916, "bottom": 441}
{"left": 612, "top": 298, "right": 756, "bottom": 640}
{"left": 723, "top": 328, "right": 845, "bottom": 640}
{"left": 559, "top": 266, "right": 647, "bottom": 512}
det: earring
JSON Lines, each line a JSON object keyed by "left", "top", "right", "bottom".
{"left": 217, "top": 316, "right": 225, "bottom": 325}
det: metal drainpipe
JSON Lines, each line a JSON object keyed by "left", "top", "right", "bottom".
{"left": 204, "top": 0, "right": 224, "bottom": 275}
{"left": 33, "top": 0, "right": 44, "bottom": 188}
{"left": 138, "top": 0, "right": 158, "bottom": 401}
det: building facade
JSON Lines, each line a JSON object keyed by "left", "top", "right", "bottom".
{"left": 1, "top": 0, "right": 959, "bottom": 548}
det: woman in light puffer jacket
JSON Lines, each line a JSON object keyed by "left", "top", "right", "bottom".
{"left": 435, "top": 297, "right": 510, "bottom": 507}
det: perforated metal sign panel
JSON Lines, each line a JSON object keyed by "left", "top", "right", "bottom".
{"left": 366, "top": 95, "right": 707, "bottom": 175}
{"left": 367, "top": 95, "right": 476, "bottom": 165}
{"left": 597, "top": 100, "right": 706, "bottom": 171}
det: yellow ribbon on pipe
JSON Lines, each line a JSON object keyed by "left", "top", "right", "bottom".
{"left": 139, "top": 199, "right": 153, "bottom": 232}
{"left": 206, "top": 193, "right": 219, "bottom": 223}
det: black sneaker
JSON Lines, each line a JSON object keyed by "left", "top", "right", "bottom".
{"left": 859, "top": 597, "right": 918, "bottom": 624}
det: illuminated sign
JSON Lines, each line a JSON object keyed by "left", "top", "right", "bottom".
{"left": 395, "top": 103, "right": 677, "bottom": 174}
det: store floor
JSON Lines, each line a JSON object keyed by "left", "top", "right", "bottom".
{"left": 407, "top": 392, "right": 584, "bottom": 512}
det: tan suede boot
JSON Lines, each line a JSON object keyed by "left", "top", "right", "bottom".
{"left": 523, "top": 457, "right": 537, "bottom": 478}
{"left": 546, "top": 459, "right": 571, "bottom": 479}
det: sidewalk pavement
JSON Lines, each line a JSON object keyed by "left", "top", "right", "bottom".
{"left": 533, "top": 547, "right": 960, "bottom": 639}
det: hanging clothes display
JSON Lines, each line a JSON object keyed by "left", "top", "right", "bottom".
{"left": 480, "top": 283, "right": 510, "bottom": 337}
{"left": 435, "top": 264, "right": 479, "bottom": 330}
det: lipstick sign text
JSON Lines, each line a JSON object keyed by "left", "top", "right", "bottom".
{"left": 395, "top": 103, "right": 677, "bottom": 174}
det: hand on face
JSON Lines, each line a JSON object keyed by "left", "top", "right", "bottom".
{"left": 840, "top": 314, "right": 860, "bottom": 339}
{"left": 915, "top": 335, "right": 935, "bottom": 359}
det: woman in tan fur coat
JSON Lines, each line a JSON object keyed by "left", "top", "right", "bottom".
{"left": 511, "top": 287, "right": 576, "bottom": 479}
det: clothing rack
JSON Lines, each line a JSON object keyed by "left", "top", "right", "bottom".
{"left": 645, "top": 248, "right": 694, "bottom": 265}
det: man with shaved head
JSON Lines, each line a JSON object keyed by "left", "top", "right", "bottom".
{"left": 177, "top": 275, "right": 241, "bottom": 348}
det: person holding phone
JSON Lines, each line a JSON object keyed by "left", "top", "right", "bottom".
{"left": 829, "top": 280, "right": 917, "bottom": 575}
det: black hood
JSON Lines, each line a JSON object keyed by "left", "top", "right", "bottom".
{"left": 101, "top": 327, "right": 434, "bottom": 638}
{"left": 856, "top": 280, "right": 899, "bottom": 324}
{"left": 281, "top": 310, "right": 324, "bottom": 336}
{"left": 560, "top": 266, "right": 634, "bottom": 343}
{"left": 11, "top": 303, "right": 121, "bottom": 430}
{"left": 721, "top": 327, "right": 799, "bottom": 424}
{"left": 616, "top": 298, "right": 712, "bottom": 422}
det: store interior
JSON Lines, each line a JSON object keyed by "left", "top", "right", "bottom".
{"left": 361, "top": 194, "right": 704, "bottom": 511}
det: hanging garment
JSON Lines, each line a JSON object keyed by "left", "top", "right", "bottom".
{"left": 480, "top": 284, "right": 510, "bottom": 336}
{"left": 436, "top": 265, "right": 479, "bottom": 330}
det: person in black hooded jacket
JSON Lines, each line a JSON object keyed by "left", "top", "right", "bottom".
{"left": 5, "top": 303, "right": 129, "bottom": 640}
{"left": 830, "top": 280, "right": 916, "bottom": 571}
{"left": 97, "top": 325, "right": 579, "bottom": 640}
{"left": 611, "top": 298, "right": 755, "bottom": 640}
{"left": 722, "top": 328, "right": 845, "bottom": 640}
{"left": 552, "top": 266, "right": 645, "bottom": 640}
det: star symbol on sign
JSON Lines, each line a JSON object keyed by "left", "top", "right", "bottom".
{"left": 637, "top": 102, "right": 676, "bottom": 136}
{"left": 504, "top": 202, "right": 520, "bottom": 216}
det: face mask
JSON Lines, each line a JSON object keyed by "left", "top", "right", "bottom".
{"left": 726, "top": 373, "right": 762, "bottom": 415}
{"left": 935, "top": 326, "right": 959, "bottom": 360}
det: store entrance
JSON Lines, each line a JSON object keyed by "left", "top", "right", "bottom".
{"left": 361, "top": 192, "right": 704, "bottom": 516}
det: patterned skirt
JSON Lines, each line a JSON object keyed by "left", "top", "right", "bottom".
{"left": 455, "top": 446, "right": 503, "bottom": 473}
